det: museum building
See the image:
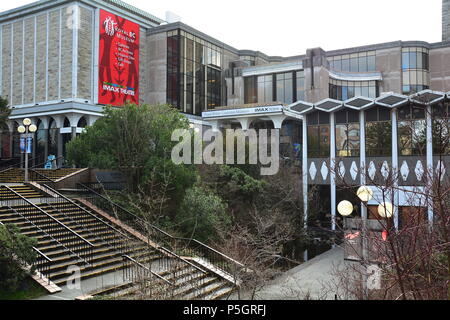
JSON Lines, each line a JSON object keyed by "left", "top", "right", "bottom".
{"left": 1, "top": 0, "right": 450, "bottom": 229}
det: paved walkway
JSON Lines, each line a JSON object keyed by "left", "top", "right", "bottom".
{"left": 34, "top": 268, "right": 130, "bottom": 300}
{"left": 233, "top": 246, "right": 350, "bottom": 300}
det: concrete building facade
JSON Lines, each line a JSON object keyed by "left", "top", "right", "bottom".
{"left": 0, "top": 0, "right": 450, "bottom": 231}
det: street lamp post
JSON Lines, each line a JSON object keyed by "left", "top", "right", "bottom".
{"left": 337, "top": 185, "right": 374, "bottom": 300}
{"left": 18, "top": 118, "right": 37, "bottom": 183}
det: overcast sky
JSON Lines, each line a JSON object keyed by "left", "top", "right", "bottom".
{"left": 0, "top": 0, "right": 443, "bottom": 56}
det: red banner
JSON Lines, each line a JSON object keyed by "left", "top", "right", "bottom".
{"left": 98, "top": 9, "right": 139, "bottom": 106}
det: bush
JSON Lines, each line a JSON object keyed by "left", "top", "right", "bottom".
{"left": 0, "top": 224, "right": 37, "bottom": 291}
{"left": 175, "top": 186, "right": 230, "bottom": 243}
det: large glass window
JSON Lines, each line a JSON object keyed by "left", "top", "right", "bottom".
{"left": 307, "top": 111, "right": 330, "bottom": 158}
{"left": 398, "top": 104, "right": 426, "bottom": 156}
{"left": 402, "top": 47, "right": 429, "bottom": 95}
{"left": 296, "top": 71, "right": 305, "bottom": 101}
{"left": 276, "top": 72, "right": 293, "bottom": 104}
{"left": 166, "top": 29, "right": 222, "bottom": 114}
{"left": 328, "top": 51, "right": 376, "bottom": 73}
{"left": 432, "top": 102, "right": 450, "bottom": 155}
{"left": 365, "top": 107, "right": 392, "bottom": 157}
{"left": 257, "top": 75, "right": 273, "bottom": 103}
{"left": 335, "top": 109, "right": 360, "bottom": 157}
{"left": 329, "top": 79, "right": 378, "bottom": 100}
{"left": 244, "top": 76, "right": 257, "bottom": 104}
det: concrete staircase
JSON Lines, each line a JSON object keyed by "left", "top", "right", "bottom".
{"left": 0, "top": 186, "right": 238, "bottom": 300}
{"left": 0, "top": 185, "right": 43, "bottom": 200}
{"left": 0, "top": 168, "right": 83, "bottom": 183}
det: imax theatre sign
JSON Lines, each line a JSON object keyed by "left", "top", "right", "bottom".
{"left": 202, "top": 105, "right": 284, "bottom": 119}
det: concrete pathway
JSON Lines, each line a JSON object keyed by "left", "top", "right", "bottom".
{"left": 233, "top": 246, "right": 351, "bottom": 300}
{"left": 34, "top": 268, "right": 130, "bottom": 300}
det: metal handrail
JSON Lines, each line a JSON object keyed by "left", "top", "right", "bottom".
{"left": 122, "top": 254, "right": 174, "bottom": 286}
{"left": 78, "top": 183, "right": 245, "bottom": 272}
{"left": 6, "top": 205, "right": 89, "bottom": 265}
{"left": 30, "top": 156, "right": 65, "bottom": 169}
{"left": 33, "top": 247, "right": 53, "bottom": 262}
{"left": 157, "top": 246, "right": 206, "bottom": 274}
{"left": 0, "top": 156, "right": 39, "bottom": 174}
{"left": 42, "top": 184, "right": 132, "bottom": 241}
{"left": 2, "top": 185, "right": 95, "bottom": 248}
{"left": 29, "top": 169, "right": 57, "bottom": 182}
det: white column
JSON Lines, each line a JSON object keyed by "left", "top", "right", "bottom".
{"left": 426, "top": 104, "right": 434, "bottom": 222}
{"left": 391, "top": 109, "right": 399, "bottom": 230}
{"left": 269, "top": 115, "right": 287, "bottom": 129}
{"left": 330, "top": 112, "right": 336, "bottom": 231}
{"left": 237, "top": 117, "right": 252, "bottom": 131}
{"left": 359, "top": 110, "right": 367, "bottom": 218}
{"left": 302, "top": 115, "right": 308, "bottom": 262}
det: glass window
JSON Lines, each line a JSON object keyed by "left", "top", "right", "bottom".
{"left": 432, "top": 102, "right": 450, "bottom": 155}
{"left": 367, "top": 55, "right": 376, "bottom": 71}
{"left": 336, "top": 123, "right": 360, "bottom": 157}
{"left": 402, "top": 52, "right": 410, "bottom": 70}
{"left": 358, "top": 56, "right": 367, "bottom": 72}
{"left": 342, "top": 58, "right": 349, "bottom": 72}
{"left": 365, "top": 107, "right": 392, "bottom": 156}
{"left": 244, "top": 76, "right": 257, "bottom": 104}
{"left": 350, "top": 58, "right": 358, "bottom": 72}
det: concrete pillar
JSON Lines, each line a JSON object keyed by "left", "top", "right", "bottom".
{"left": 57, "top": 132, "right": 63, "bottom": 168}
{"left": 391, "top": 109, "right": 399, "bottom": 230}
{"left": 330, "top": 112, "right": 336, "bottom": 231}
{"left": 238, "top": 117, "right": 253, "bottom": 131}
{"left": 71, "top": 126, "right": 77, "bottom": 140}
{"left": 302, "top": 115, "right": 308, "bottom": 261}
{"left": 269, "top": 115, "right": 286, "bottom": 129}
{"left": 359, "top": 110, "right": 367, "bottom": 219}
{"left": 426, "top": 105, "right": 433, "bottom": 222}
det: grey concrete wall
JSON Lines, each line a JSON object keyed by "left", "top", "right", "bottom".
{"left": 304, "top": 66, "right": 330, "bottom": 103}
{"left": 48, "top": 10, "right": 60, "bottom": 102}
{"left": 1, "top": 5, "right": 78, "bottom": 106}
{"left": 376, "top": 47, "right": 402, "bottom": 94}
{"left": 12, "top": 20, "right": 23, "bottom": 106}
{"left": 1, "top": 24, "right": 12, "bottom": 102}
{"left": 139, "top": 27, "right": 148, "bottom": 105}
{"left": 35, "top": 13, "right": 47, "bottom": 103}
{"left": 60, "top": 7, "right": 74, "bottom": 99}
{"left": 77, "top": 6, "right": 93, "bottom": 101}
{"left": 430, "top": 45, "right": 450, "bottom": 91}
{"left": 146, "top": 32, "right": 167, "bottom": 105}
{"left": 443, "top": 0, "right": 450, "bottom": 41}
{"left": 23, "top": 17, "right": 35, "bottom": 105}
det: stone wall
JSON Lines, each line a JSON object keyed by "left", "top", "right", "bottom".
{"left": 60, "top": 6, "right": 74, "bottom": 99}
{"left": 12, "top": 20, "right": 23, "bottom": 106}
{"left": 139, "top": 27, "right": 148, "bottom": 105}
{"left": 146, "top": 32, "right": 167, "bottom": 105}
{"left": 23, "top": 17, "right": 35, "bottom": 105}
{"left": 77, "top": 6, "right": 93, "bottom": 101}
{"left": 1, "top": 24, "right": 12, "bottom": 102}
{"left": 376, "top": 47, "right": 402, "bottom": 94}
{"left": 35, "top": 13, "right": 47, "bottom": 103}
{"left": 443, "top": 0, "right": 450, "bottom": 41}
{"left": 48, "top": 10, "right": 60, "bottom": 101}
{"left": 0, "top": 5, "right": 78, "bottom": 106}
{"left": 430, "top": 46, "right": 450, "bottom": 91}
